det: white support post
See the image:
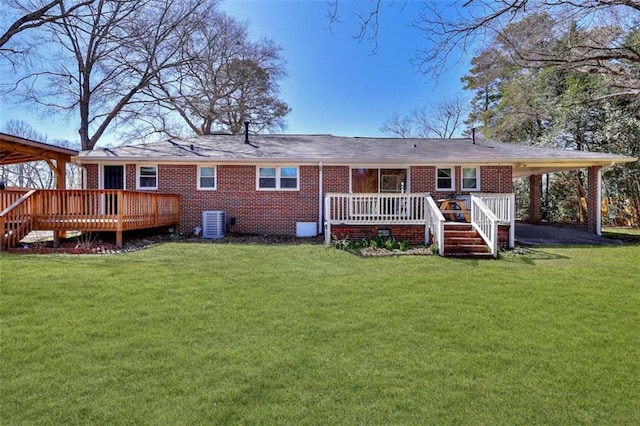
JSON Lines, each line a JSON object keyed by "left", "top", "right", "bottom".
{"left": 509, "top": 193, "right": 516, "bottom": 248}
{"left": 596, "top": 168, "right": 602, "bottom": 236}
{"left": 324, "top": 194, "right": 331, "bottom": 246}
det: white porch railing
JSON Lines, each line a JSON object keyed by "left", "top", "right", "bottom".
{"left": 425, "top": 194, "right": 445, "bottom": 256}
{"left": 473, "top": 193, "right": 516, "bottom": 248}
{"left": 324, "top": 192, "right": 428, "bottom": 245}
{"left": 470, "top": 196, "right": 500, "bottom": 257}
{"left": 325, "top": 193, "right": 428, "bottom": 224}
{"left": 324, "top": 192, "right": 514, "bottom": 257}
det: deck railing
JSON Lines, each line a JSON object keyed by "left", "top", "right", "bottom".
{"left": 33, "top": 189, "right": 180, "bottom": 230}
{"left": 1, "top": 189, "right": 180, "bottom": 249}
{"left": 325, "top": 192, "right": 427, "bottom": 224}
{"left": 425, "top": 194, "right": 445, "bottom": 256}
{"left": 1, "top": 187, "right": 29, "bottom": 209}
{"left": 0, "top": 190, "right": 37, "bottom": 250}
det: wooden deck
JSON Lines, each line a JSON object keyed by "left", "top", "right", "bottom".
{"left": 1, "top": 188, "right": 180, "bottom": 250}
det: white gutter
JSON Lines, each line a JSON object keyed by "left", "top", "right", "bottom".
{"left": 72, "top": 155, "right": 637, "bottom": 168}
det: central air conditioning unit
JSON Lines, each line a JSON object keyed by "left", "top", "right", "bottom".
{"left": 202, "top": 210, "right": 226, "bottom": 239}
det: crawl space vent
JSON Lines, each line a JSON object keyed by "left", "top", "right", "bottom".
{"left": 202, "top": 211, "right": 226, "bottom": 239}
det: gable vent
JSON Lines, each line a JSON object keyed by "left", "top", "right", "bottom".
{"left": 202, "top": 211, "right": 226, "bottom": 239}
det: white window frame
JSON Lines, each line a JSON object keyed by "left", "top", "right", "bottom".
{"left": 256, "top": 165, "right": 299, "bottom": 191}
{"left": 436, "top": 166, "right": 455, "bottom": 191}
{"left": 136, "top": 164, "right": 158, "bottom": 190}
{"left": 461, "top": 166, "right": 481, "bottom": 191}
{"left": 197, "top": 165, "right": 217, "bottom": 190}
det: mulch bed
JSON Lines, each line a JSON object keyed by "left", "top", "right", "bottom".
{"left": 6, "top": 234, "right": 168, "bottom": 255}
{"left": 6, "top": 232, "right": 324, "bottom": 255}
{"left": 7, "top": 232, "right": 431, "bottom": 256}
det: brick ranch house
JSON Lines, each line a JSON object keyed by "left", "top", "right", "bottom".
{"left": 73, "top": 133, "right": 636, "bottom": 256}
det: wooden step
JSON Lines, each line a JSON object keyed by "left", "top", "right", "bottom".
{"left": 444, "top": 243, "right": 490, "bottom": 254}
{"left": 442, "top": 224, "right": 494, "bottom": 258}
{"left": 445, "top": 251, "right": 495, "bottom": 259}
{"left": 444, "top": 237, "right": 486, "bottom": 245}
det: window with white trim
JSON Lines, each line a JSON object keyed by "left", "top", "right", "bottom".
{"left": 436, "top": 167, "right": 454, "bottom": 191}
{"left": 257, "top": 166, "right": 299, "bottom": 190}
{"left": 461, "top": 167, "right": 480, "bottom": 190}
{"left": 137, "top": 165, "right": 157, "bottom": 189}
{"left": 198, "top": 166, "right": 216, "bottom": 190}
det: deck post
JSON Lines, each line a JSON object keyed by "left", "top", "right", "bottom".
{"left": 153, "top": 194, "right": 158, "bottom": 227}
{"left": 116, "top": 190, "right": 124, "bottom": 247}
{"left": 0, "top": 215, "right": 5, "bottom": 251}
{"left": 55, "top": 160, "right": 67, "bottom": 243}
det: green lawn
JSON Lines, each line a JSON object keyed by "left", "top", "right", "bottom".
{"left": 603, "top": 226, "right": 640, "bottom": 242}
{"left": 1, "top": 243, "right": 639, "bottom": 424}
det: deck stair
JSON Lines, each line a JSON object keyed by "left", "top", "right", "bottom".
{"left": 443, "top": 223, "right": 493, "bottom": 258}
{"left": 1, "top": 217, "right": 34, "bottom": 250}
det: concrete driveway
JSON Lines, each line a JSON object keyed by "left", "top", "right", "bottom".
{"left": 515, "top": 223, "right": 619, "bottom": 245}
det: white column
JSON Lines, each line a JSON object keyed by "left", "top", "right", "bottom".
{"left": 596, "top": 168, "right": 602, "bottom": 236}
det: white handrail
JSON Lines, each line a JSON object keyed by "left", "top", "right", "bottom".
{"left": 425, "top": 194, "right": 445, "bottom": 256}
{"left": 325, "top": 193, "right": 427, "bottom": 224}
{"left": 470, "top": 195, "right": 500, "bottom": 257}
{"left": 475, "top": 193, "right": 515, "bottom": 247}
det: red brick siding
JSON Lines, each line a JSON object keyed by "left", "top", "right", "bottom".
{"left": 331, "top": 225, "right": 425, "bottom": 245}
{"left": 498, "top": 224, "right": 510, "bottom": 248}
{"left": 323, "top": 166, "right": 350, "bottom": 193}
{"left": 410, "top": 166, "right": 433, "bottom": 192}
{"left": 83, "top": 162, "right": 514, "bottom": 236}
{"left": 480, "top": 166, "right": 512, "bottom": 193}
{"left": 410, "top": 165, "right": 511, "bottom": 194}
{"left": 529, "top": 175, "right": 542, "bottom": 223}
{"left": 84, "top": 164, "right": 99, "bottom": 189}
{"left": 126, "top": 164, "right": 136, "bottom": 189}
{"left": 166, "top": 164, "right": 321, "bottom": 235}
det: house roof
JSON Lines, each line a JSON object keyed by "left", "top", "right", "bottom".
{"left": 74, "top": 134, "right": 637, "bottom": 178}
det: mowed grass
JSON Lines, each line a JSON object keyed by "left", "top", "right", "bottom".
{"left": 1, "top": 243, "right": 639, "bottom": 424}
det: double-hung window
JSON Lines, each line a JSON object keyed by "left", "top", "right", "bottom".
{"left": 137, "top": 165, "right": 157, "bottom": 190}
{"left": 436, "top": 167, "right": 454, "bottom": 191}
{"left": 198, "top": 166, "right": 216, "bottom": 190}
{"left": 257, "top": 166, "right": 299, "bottom": 190}
{"left": 461, "top": 167, "right": 480, "bottom": 191}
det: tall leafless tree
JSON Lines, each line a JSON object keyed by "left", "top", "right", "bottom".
{"left": 0, "top": 0, "right": 93, "bottom": 62}
{"left": 381, "top": 96, "right": 469, "bottom": 138}
{"left": 3, "top": 0, "right": 213, "bottom": 150}
{"left": 125, "top": 9, "right": 289, "bottom": 139}
{"left": 330, "top": 1, "right": 640, "bottom": 96}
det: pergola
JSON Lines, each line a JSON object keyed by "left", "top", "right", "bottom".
{"left": 0, "top": 132, "right": 78, "bottom": 189}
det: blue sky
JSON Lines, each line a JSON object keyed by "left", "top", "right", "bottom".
{"left": 0, "top": 0, "right": 470, "bottom": 145}
{"left": 223, "top": 0, "right": 469, "bottom": 137}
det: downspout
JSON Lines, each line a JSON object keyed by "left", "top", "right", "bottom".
{"left": 318, "top": 161, "right": 323, "bottom": 235}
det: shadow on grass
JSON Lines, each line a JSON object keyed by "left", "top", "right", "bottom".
{"left": 602, "top": 230, "right": 640, "bottom": 244}
{"left": 499, "top": 246, "right": 570, "bottom": 265}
